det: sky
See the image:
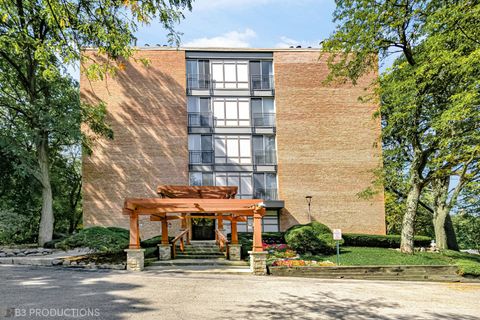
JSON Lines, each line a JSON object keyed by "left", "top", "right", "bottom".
{"left": 134, "top": 0, "right": 337, "bottom": 49}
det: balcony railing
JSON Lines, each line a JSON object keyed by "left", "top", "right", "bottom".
{"left": 254, "top": 150, "right": 277, "bottom": 165}
{"left": 253, "top": 113, "right": 275, "bottom": 127}
{"left": 250, "top": 75, "right": 274, "bottom": 90}
{"left": 187, "top": 73, "right": 211, "bottom": 90}
{"left": 189, "top": 151, "right": 214, "bottom": 164}
{"left": 188, "top": 112, "right": 213, "bottom": 127}
{"left": 254, "top": 188, "right": 278, "bottom": 200}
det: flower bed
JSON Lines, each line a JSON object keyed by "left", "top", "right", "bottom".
{"left": 264, "top": 243, "right": 336, "bottom": 267}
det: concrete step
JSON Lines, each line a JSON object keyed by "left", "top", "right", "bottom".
{"left": 148, "top": 258, "right": 248, "bottom": 267}
{"left": 144, "top": 265, "right": 251, "bottom": 274}
{"left": 176, "top": 254, "right": 226, "bottom": 259}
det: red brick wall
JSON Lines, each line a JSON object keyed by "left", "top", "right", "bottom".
{"left": 274, "top": 51, "right": 386, "bottom": 235}
{"left": 80, "top": 50, "right": 188, "bottom": 239}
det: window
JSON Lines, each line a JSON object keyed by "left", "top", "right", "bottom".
{"left": 250, "top": 61, "right": 273, "bottom": 90}
{"left": 212, "top": 97, "right": 250, "bottom": 127}
{"left": 188, "top": 97, "right": 211, "bottom": 127}
{"left": 187, "top": 60, "right": 210, "bottom": 89}
{"left": 188, "top": 134, "right": 213, "bottom": 164}
{"left": 211, "top": 60, "right": 249, "bottom": 89}
{"left": 214, "top": 135, "right": 251, "bottom": 164}
{"left": 214, "top": 172, "right": 252, "bottom": 199}
{"left": 189, "top": 172, "right": 214, "bottom": 186}
{"left": 253, "top": 135, "right": 276, "bottom": 165}
{"left": 223, "top": 210, "right": 279, "bottom": 234}
{"left": 254, "top": 173, "right": 277, "bottom": 200}
{"left": 251, "top": 98, "right": 275, "bottom": 126}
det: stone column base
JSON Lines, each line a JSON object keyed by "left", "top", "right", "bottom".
{"left": 228, "top": 244, "right": 242, "bottom": 261}
{"left": 248, "top": 251, "right": 268, "bottom": 275}
{"left": 158, "top": 244, "right": 172, "bottom": 260}
{"left": 125, "top": 249, "right": 145, "bottom": 271}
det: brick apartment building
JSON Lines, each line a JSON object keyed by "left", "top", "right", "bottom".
{"left": 80, "top": 47, "right": 386, "bottom": 240}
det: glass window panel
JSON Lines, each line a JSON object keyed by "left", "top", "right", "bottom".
{"left": 187, "top": 60, "right": 197, "bottom": 75}
{"left": 215, "top": 137, "right": 226, "bottom": 156}
{"left": 190, "top": 172, "right": 202, "bottom": 186}
{"left": 212, "top": 63, "right": 224, "bottom": 82}
{"left": 253, "top": 136, "right": 263, "bottom": 150}
{"left": 215, "top": 174, "right": 227, "bottom": 186}
{"left": 225, "top": 101, "right": 237, "bottom": 119}
{"left": 237, "top": 223, "right": 247, "bottom": 233}
{"left": 199, "top": 98, "right": 210, "bottom": 113}
{"left": 187, "top": 97, "right": 198, "bottom": 112}
{"left": 263, "top": 224, "right": 278, "bottom": 232}
{"left": 238, "top": 100, "right": 250, "bottom": 119}
{"left": 263, "top": 98, "right": 275, "bottom": 113}
{"left": 262, "top": 61, "right": 273, "bottom": 76}
{"left": 227, "top": 139, "right": 239, "bottom": 157}
{"left": 254, "top": 173, "right": 265, "bottom": 189}
{"left": 251, "top": 98, "right": 262, "bottom": 114}
{"left": 188, "top": 135, "right": 201, "bottom": 150}
{"left": 250, "top": 61, "right": 260, "bottom": 76}
{"left": 228, "top": 176, "right": 240, "bottom": 189}
{"left": 224, "top": 64, "right": 236, "bottom": 82}
{"left": 266, "top": 173, "right": 277, "bottom": 189}
{"left": 241, "top": 176, "right": 252, "bottom": 194}
{"left": 213, "top": 100, "right": 225, "bottom": 118}
{"left": 202, "top": 173, "right": 213, "bottom": 186}
{"left": 201, "top": 135, "right": 212, "bottom": 150}
{"left": 239, "top": 139, "right": 251, "bottom": 157}
{"left": 237, "top": 63, "right": 248, "bottom": 82}
{"left": 199, "top": 60, "right": 210, "bottom": 76}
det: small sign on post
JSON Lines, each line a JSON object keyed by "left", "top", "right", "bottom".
{"left": 332, "top": 229, "right": 342, "bottom": 265}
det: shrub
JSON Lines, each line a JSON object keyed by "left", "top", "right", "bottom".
{"left": 342, "top": 233, "right": 432, "bottom": 248}
{"left": 227, "top": 232, "right": 285, "bottom": 258}
{"left": 284, "top": 222, "right": 336, "bottom": 255}
{"left": 55, "top": 227, "right": 129, "bottom": 253}
{"left": 140, "top": 235, "right": 174, "bottom": 248}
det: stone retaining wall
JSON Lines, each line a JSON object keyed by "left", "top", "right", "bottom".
{"left": 0, "top": 248, "right": 54, "bottom": 257}
{"left": 268, "top": 265, "right": 461, "bottom": 282}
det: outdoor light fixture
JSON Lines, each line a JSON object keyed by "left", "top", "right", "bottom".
{"left": 305, "top": 196, "right": 313, "bottom": 222}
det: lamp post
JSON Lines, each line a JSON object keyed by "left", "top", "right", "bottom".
{"left": 305, "top": 195, "right": 312, "bottom": 222}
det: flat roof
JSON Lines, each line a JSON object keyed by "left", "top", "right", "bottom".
{"left": 83, "top": 46, "right": 322, "bottom": 52}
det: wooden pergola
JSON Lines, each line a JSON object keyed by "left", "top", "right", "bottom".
{"left": 122, "top": 185, "right": 266, "bottom": 255}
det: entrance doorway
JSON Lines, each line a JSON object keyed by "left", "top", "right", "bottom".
{"left": 192, "top": 218, "right": 215, "bottom": 240}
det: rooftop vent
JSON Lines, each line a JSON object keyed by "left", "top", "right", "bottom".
{"left": 296, "top": 45, "right": 301, "bottom": 48}
{"left": 144, "top": 44, "right": 150, "bottom": 47}
{"left": 289, "top": 46, "right": 294, "bottom": 48}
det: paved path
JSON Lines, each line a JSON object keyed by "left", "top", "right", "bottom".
{"left": 0, "top": 265, "right": 479, "bottom": 320}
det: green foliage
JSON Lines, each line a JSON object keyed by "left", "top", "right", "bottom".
{"left": 227, "top": 232, "right": 285, "bottom": 258}
{"left": 343, "top": 233, "right": 431, "bottom": 248}
{"left": 284, "top": 222, "right": 336, "bottom": 255}
{"left": 452, "top": 213, "right": 480, "bottom": 250}
{"left": 55, "top": 227, "right": 129, "bottom": 253}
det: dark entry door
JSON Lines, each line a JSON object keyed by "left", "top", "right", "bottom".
{"left": 192, "top": 218, "right": 215, "bottom": 240}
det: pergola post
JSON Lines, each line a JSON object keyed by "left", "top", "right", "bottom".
{"left": 125, "top": 211, "right": 145, "bottom": 271}
{"left": 231, "top": 217, "right": 238, "bottom": 244}
{"left": 218, "top": 214, "right": 224, "bottom": 230}
{"left": 249, "top": 207, "right": 267, "bottom": 275}
{"left": 129, "top": 211, "right": 140, "bottom": 249}
{"left": 181, "top": 213, "right": 187, "bottom": 230}
{"left": 158, "top": 216, "right": 172, "bottom": 260}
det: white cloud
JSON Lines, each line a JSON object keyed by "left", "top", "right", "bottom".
{"left": 275, "top": 36, "right": 319, "bottom": 48}
{"left": 183, "top": 29, "right": 256, "bottom": 48}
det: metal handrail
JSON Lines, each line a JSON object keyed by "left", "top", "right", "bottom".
{"left": 254, "top": 188, "right": 278, "bottom": 201}
{"left": 188, "top": 112, "right": 213, "bottom": 127}
{"left": 215, "top": 228, "right": 228, "bottom": 253}
{"left": 187, "top": 73, "right": 211, "bottom": 90}
{"left": 170, "top": 229, "right": 190, "bottom": 259}
{"left": 189, "top": 150, "right": 214, "bottom": 164}
{"left": 250, "top": 74, "right": 274, "bottom": 90}
{"left": 253, "top": 113, "right": 276, "bottom": 127}
{"left": 253, "top": 150, "right": 277, "bottom": 165}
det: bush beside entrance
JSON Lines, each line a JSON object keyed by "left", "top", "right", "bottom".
{"left": 284, "top": 222, "right": 336, "bottom": 255}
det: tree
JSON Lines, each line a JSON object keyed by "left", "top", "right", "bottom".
{"left": 322, "top": 0, "right": 480, "bottom": 253}
{"left": 0, "top": 0, "right": 192, "bottom": 245}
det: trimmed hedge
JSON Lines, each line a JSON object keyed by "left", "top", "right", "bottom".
{"left": 284, "top": 222, "right": 336, "bottom": 255}
{"left": 55, "top": 227, "right": 130, "bottom": 253}
{"left": 342, "top": 233, "right": 432, "bottom": 248}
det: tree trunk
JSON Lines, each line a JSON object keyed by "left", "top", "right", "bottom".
{"left": 432, "top": 177, "right": 459, "bottom": 250}
{"left": 400, "top": 181, "right": 422, "bottom": 253}
{"left": 37, "top": 133, "right": 54, "bottom": 246}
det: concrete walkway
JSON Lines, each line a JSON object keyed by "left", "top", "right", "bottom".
{"left": 1, "top": 264, "right": 479, "bottom": 320}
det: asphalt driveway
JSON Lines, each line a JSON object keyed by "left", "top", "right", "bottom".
{"left": 0, "top": 265, "right": 479, "bottom": 319}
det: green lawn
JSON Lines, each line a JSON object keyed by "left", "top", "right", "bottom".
{"left": 299, "top": 247, "right": 480, "bottom": 277}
